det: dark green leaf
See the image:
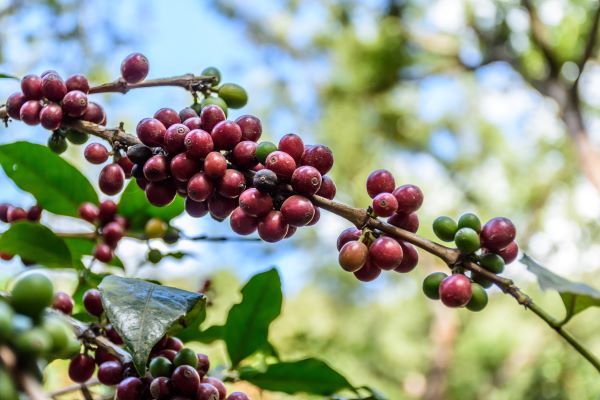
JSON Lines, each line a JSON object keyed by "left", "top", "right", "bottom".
{"left": 224, "top": 268, "right": 282, "bottom": 367}
{"left": 0, "top": 73, "right": 18, "bottom": 80}
{"left": 0, "top": 142, "right": 97, "bottom": 217}
{"left": 118, "top": 180, "right": 184, "bottom": 232}
{"left": 178, "top": 324, "right": 224, "bottom": 344}
{"left": 0, "top": 222, "right": 75, "bottom": 268}
{"left": 522, "top": 254, "right": 600, "bottom": 324}
{"left": 99, "top": 276, "right": 205, "bottom": 375}
{"left": 239, "top": 358, "right": 354, "bottom": 396}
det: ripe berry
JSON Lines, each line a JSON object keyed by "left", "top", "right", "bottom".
{"left": 258, "top": 210, "right": 289, "bottom": 242}
{"left": 171, "top": 365, "right": 201, "bottom": 396}
{"left": 78, "top": 202, "right": 99, "bottom": 223}
{"left": 316, "top": 176, "right": 336, "bottom": 199}
{"left": 185, "top": 198, "right": 209, "bottom": 218}
{"left": 353, "top": 259, "right": 381, "bottom": 282}
{"left": 188, "top": 172, "right": 214, "bottom": 202}
{"left": 422, "top": 272, "right": 447, "bottom": 300}
{"left": 393, "top": 184, "right": 424, "bottom": 213}
{"left": 170, "top": 153, "right": 198, "bottom": 182}
{"left": 395, "top": 241, "right": 419, "bottom": 273}
{"left": 82, "top": 102, "right": 106, "bottom": 124}
{"left": 480, "top": 217, "right": 516, "bottom": 251}
{"left": 458, "top": 212, "right": 481, "bottom": 232}
{"left": 466, "top": 283, "right": 488, "bottom": 312}
{"left": 127, "top": 144, "right": 153, "bottom": 164}
{"left": 227, "top": 393, "right": 250, "bottom": 400}
{"left": 230, "top": 207, "right": 258, "bottom": 235}
{"left": 99, "top": 164, "right": 125, "bottom": 195}
{"left": 6, "top": 92, "right": 26, "bottom": 119}
{"left": 278, "top": 133, "right": 304, "bottom": 163}
{"left": 48, "top": 132, "right": 68, "bottom": 154}
{"left": 432, "top": 216, "right": 458, "bottom": 242}
{"left": 179, "top": 107, "right": 198, "bottom": 121}
{"left": 183, "top": 116, "right": 202, "bottom": 130}
{"left": 7, "top": 207, "right": 27, "bottom": 222}
{"left": 137, "top": 118, "right": 167, "bottom": 147}
{"left": 95, "top": 240, "right": 115, "bottom": 259}
{"left": 239, "top": 188, "right": 273, "bottom": 217}
{"left": 98, "top": 200, "right": 118, "bottom": 224}
{"left": 208, "top": 194, "right": 238, "bottom": 220}
{"left": 235, "top": 115, "right": 262, "bottom": 142}
{"left": 146, "top": 181, "right": 177, "bottom": 207}
{"left": 174, "top": 347, "right": 199, "bottom": 368}
{"left": 197, "top": 383, "right": 220, "bottom": 400}
{"left": 62, "top": 90, "right": 88, "bottom": 117}
{"left": 0, "top": 203, "right": 9, "bottom": 222}
{"left": 39, "top": 103, "right": 63, "bottom": 130}
{"left": 106, "top": 325, "right": 124, "bottom": 345}
{"left": 21, "top": 75, "right": 43, "bottom": 99}
{"left": 52, "top": 292, "right": 74, "bottom": 315}
{"left": 120, "top": 53, "right": 149, "bottom": 83}
{"left": 265, "top": 151, "right": 296, "bottom": 180}
{"left": 158, "top": 349, "right": 177, "bottom": 362}
{"left": 454, "top": 227, "right": 480, "bottom": 254}
{"left": 103, "top": 221, "right": 124, "bottom": 248}
{"left": 154, "top": 108, "right": 181, "bottom": 129}
{"left": 200, "top": 105, "right": 226, "bottom": 132}
{"left": 197, "top": 353, "right": 210, "bottom": 377}
{"left": 165, "top": 336, "right": 184, "bottom": 351}
{"left": 150, "top": 377, "right": 172, "bottom": 399}
{"left": 84, "top": 143, "right": 109, "bottom": 164}
{"left": 95, "top": 347, "right": 119, "bottom": 365}
{"left": 388, "top": 212, "right": 419, "bottom": 233}
{"left": 372, "top": 192, "right": 398, "bottom": 217}
{"left": 219, "top": 82, "right": 248, "bottom": 109}
{"left": 204, "top": 152, "right": 228, "bottom": 180}
{"left": 253, "top": 169, "right": 278, "bottom": 194}
{"left": 336, "top": 227, "right": 362, "bottom": 251}
{"left": 366, "top": 170, "right": 395, "bottom": 198}
{"left": 217, "top": 169, "right": 246, "bottom": 198}
{"left": 291, "top": 166, "right": 322, "bottom": 196}
{"left": 204, "top": 377, "right": 227, "bottom": 400}
{"left": 232, "top": 141, "right": 258, "bottom": 168}
{"left": 339, "top": 240, "right": 368, "bottom": 272}
{"left": 41, "top": 73, "right": 67, "bottom": 101}
{"left": 117, "top": 156, "right": 135, "bottom": 178}
{"left": 281, "top": 195, "right": 315, "bottom": 227}
{"left": 150, "top": 356, "right": 173, "bottom": 378}
{"left": 65, "top": 74, "right": 90, "bottom": 93}
{"left": 68, "top": 354, "right": 95, "bottom": 383}
{"left": 211, "top": 120, "right": 242, "bottom": 150}
{"left": 495, "top": 241, "right": 519, "bottom": 264}
{"left": 116, "top": 377, "right": 144, "bottom": 400}
{"left": 143, "top": 155, "right": 170, "bottom": 182}
{"left": 301, "top": 145, "right": 334, "bottom": 175}
{"left": 164, "top": 123, "right": 190, "bottom": 154}
{"left": 439, "top": 274, "right": 472, "bottom": 307}
{"left": 185, "top": 129, "right": 214, "bottom": 159}
{"left": 97, "top": 361, "right": 123, "bottom": 385}
{"left": 20, "top": 100, "right": 42, "bottom": 125}
{"left": 369, "top": 237, "right": 403, "bottom": 270}
{"left": 83, "top": 289, "right": 104, "bottom": 316}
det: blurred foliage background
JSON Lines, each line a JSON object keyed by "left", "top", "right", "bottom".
{"left": 2, "top": 0, "right": 600, "bottom": 399}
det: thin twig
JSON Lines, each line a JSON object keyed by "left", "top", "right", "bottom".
{"left": 574, "top": 3, "right": 600, "bottom": 87}
{"left": 50, "top": 379, "right": 100, "bottom": 399}
{"left": 186, "top": 234, "right": 261, "bottom": 242}
{"left": 522, "top": 0, "right": 560, "bottom": 77}
{"left": 88, "top": 73, "right": 215, "bottom": 94}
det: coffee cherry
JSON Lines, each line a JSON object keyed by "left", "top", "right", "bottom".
{"left": 365, "top": 169, "right": 395, "bottom": 198}
{"left": 95, "top": 347, "right": 119, "bottom": 365}
{"left": 170, "top": 153, "right": 200, "bottom": 182}
{"left": 197, "top": 383, "right": 220, "bottom": 400}
{"left": 202, "top": 66, "right": 221, "bottom": 85}
{"left": 395, "top": 241, "right": 419, "bottom": 273}
{"left": 184, "top": 129, "right": 214, "bottom": 159}
{"left": 227, "top": 393, "right": 250, "bottom": 400}
{"left": 458, "top": 212, "right": 481, "bottom": 232}
{"left": 106, "top": 325, "right": 124, "bottom": 345}
{"left": 197, "top": 353, "right": 210, "bottom": 376}
{"left": 150, "top": 377, "right": 172, "bottom": 399}
{"left": 48, "top": 132, "right": 68, "bottom": 154}
{"left": 158, "top": 349, "right": 177, "bottom": 362}
{"left": 439, "top": 274, "right": 472, "bottom": 308}
{"left": 179, "top": 107, "right": 198, "bottom": 121}
{"left": 353, "top": 259, "right": 381, "bottom": 282}
{"left": 82, "top": 102, "right": 106, "bottom": 124}
{"left": 255, "top": 142, "right": 278, "bottom": 165}
{"left": 64, "top": 128, "right": 89, "bottom": 144}
{"left": 232, "top": 141, "right": 258, "bottom": 168}
{"left": 278, "top": 134, "right": 304, "bottom": 163}
{"left": 388, "top": 212, "right": 419, "bottom": 233}
{"left": 7, "top": 206, "right": 27, "bottom": 222}
{"left": 154, "top": 108, "right": 181, "bottom": 129}
{"left": 202, "top": 96, "right": 229, "bottom": 116}
{"left": 369, "top": 237, "right": 403, "bottom": 270}
{"left": 21, "top": 74, "right": 43, "bottom": 99}
{"left": 208, "top": 194, "right": 238, "bottom": 220}
{"left": 65, "top": 74, "right": 90, "bottom": 93}
{"left": 372, "top": 192, "right": 398, "bottom": 217}
{"left": 218, "top": 169, "right": 246, "bottom": 198}
{"left": 265, "top": 151, "right": 296, "bottom": 181}
{"left": 239, "top": 188, "right": 273, "bottom": 217}
{"left": 200, "top": 105, "right": 226, "bottom": 132}
{"left": 211, "top": 120, "right": 242, "bottom": 150}
{"left": 495, "top": 241, "right": 519, "bottom": 264}
{"left": 103, "top": 222, "right": 124, "bottom": 248}
{"left": 83, "top": 289, "right": 104, "bottom": 316}
{"left": 253, "top": 169, "right": 278, "bottom": 194}
{"left": 301, "top": 145, "right": 334, "bottom": 175}
{"left": 183, "top": 116, "right": 202, "bottom": 130}
{"left": 204, "top": 377, "right": 227, "bottom": 400}
{"left": 188, "top": 172, "right": 214, "bottom": 202}
{"left": 150, "top": 356, "right": 173, "bottom": 378}
{"left": 143, "top": 155, "right": 170, "bottom": 182}
{"left": 422, "top": 272, "right": 448, "bottom": 300}
{"left": 258, "top": 210, "right": 289, "bottom": 242}
{"left": 280, "top": 195, "right": 315, "bottom": 227}
{"left": 6, "top": 92, "right": 26, "bottom": 119}
{"left": 127, "top": 144, "right": 153, "bottom": 165}
{"left": 172, "top": 365, "right": 201, "bottom": 396}
{"left": 230, "top": 207, "right": 258, "bottom": 235}
{"left": 117, "top": 377, "right": 144, "bottom": 400}
{"left": 185, "top": 198, "right": 209, "bottom": 218}
{"left": 164, "top": 124, "right": 190, "bottom": 154}
{"left": 291, "top": 166, "right": 321, "bottom": 196}
{"left": 137, "top": 118, "right": 167, "bottom": 147}
{"left": 84, "top": 143, "right": 109, "bottom": 164}
{"left": 62, "top": 90, "right": 88, "bottom": 117}
{"left": 392, "top": 184, "right": 423, "bottom": 213}
{"left": 69, "top": 354, "right": 95, "bottom": 383}
{"left": 336, "top": 227, "right": 362, "bottom": 251}
{"left": 204, "top": 152, "right": 228, "bottom": 180}
{"left": 465, "top": 282, "right": 488, "bottom": 312}
{"left": 235, "top": 115, "right": 262, "bottom": 142}
{"left": 146, "top": 180, "right": 177, "bottom": 207}
{"left": 39, "top": 103, "right": 63, "bottom": 130}
{"left": 480, "top": 253, "right": 505, "bottom": 274}
{"left": 52, "top": 292, "right": 74, "bottom": 315}
{"left": 78, "top": 202, "right": 99, "bottom": 223}
{"left": 20, "top": 100, "right": 42, "bottom": 125}
{"left": 174, "top": 347, "right": 199, "bottom": 369}
{"left": 11, "top": 272, "right": 53, "bottom": 317}
{"left": 339, "top": 240, "right": 368, "bottom": 272}
{"left": 98, "top": 200, "right": 118, "bottom": 224}
{"left": 99, "top": 163, "right": 125, "bottom": 195}
{"left": 316, "top": 176, "right": 336, "bottom": 199}
{"left": 432, "top": 216, "right": 457, "bottom": 242}
{"left": 219, "top": 83, "right": 248, "bottom": 109}
{"left": 121, "top": 53, "right": 149, "bottom": 83}
{"left": 454, "top": 227, "right": 480, "bottom": 254}
{"left": 117, "top": 156, "right": 134, "bottom": 178}
{"left": 480, "top": 217, "right": 516, "bottom": 251}
{"left": 41, "top": 73, "right": 67, "bottom": 101}
{"left": 97, "top": 361, "right": 123, "bottom": 385}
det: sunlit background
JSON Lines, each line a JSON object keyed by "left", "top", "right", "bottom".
{"left": 1, "top": 0, "right": 600, "bottom": 399}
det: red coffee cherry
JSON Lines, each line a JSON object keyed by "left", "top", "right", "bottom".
{"left": 280, "top": 195, "right": 315, "bottom": 227}
{"left": 339, "top": 240, "right": 368, "bottom": 272}
{"left": 137, "top": 118, "right": 167, "bottom": 147}
{"left": 208, "top": 194, "right": 237, "bottom": 220}
{"left": 235, "top": 115, "right": 262, "bottom": 142}
{"left": 395, "top": 241, "right": 419, "bottom": 273}
{"left": 196, "top": 353, "right": 210, "bottom": 377}
{"left": 369, "top": 237, "right": 403, "bottom": 270}
{"left": 150, "top": 377, "right": 172, "bottom": 399}
{"left": 388, "top": 212, "right": 419, "bottom": 233}
{"left": 116, "top": 377, "right": 144, "bottom": 400}
{"left": 0, "top": 203, "right": 9, "bottom": 222}
{"left": 258, "top": 210, "right": 289, "bottom": 242}
{"left": 183, "top": 116, "right": 202, "bottom": 130}
{"left": 143, "top": 155, "right": 170, "bottom": 182}
{"left": 120, "top": 53, "right": 149, "bottom": 84}
{"left": 185, "top": 198, "right": 209, "bottom": 218}
{"left": 278, "top": 133, "right": 304, "bottom": 163}
{"left": 106, "top": 325, "right": 124, "bottom": 345}
{"left": 265, "top": 151, "right": 296, "bottom": 181}
{"left": 179, "top": 107, "right": 198, "bottom": 121}
{"left": 117, "top": 156, "right": 134, "bottom": 178}
{"left": 52, "top": 291, "right": 74, "bottom": 315}
{"left": 98, "top": 200, "right": 118, "bottom": 224}
{"left": 26, "top": 205, "right": 42, "bottom": 221}
{"left": 171, "top": 365, "right": 201, "bottom": 396}
{"left": 95, "top": 347, "right": 119, "bottom": 365}
{"left": 65, "top": 74, "right": 90, "bottom": 93}
{"left": 372, "top": 192, "right": 398, "bottom": 217}
{"left": 232, "top": 141, "right": 258, "bottom": 168}
{"left": 164, "top": 123, "right": 190, "bottom": 154}
{"left": 97, "top": 361, "right": 123, "bottom": 386}
{"left": 301, "top": 145, "right": 334, "bottom": 175}
{"left": 227, "top": 393, "right": 250, "bottom": 400}
{"left": 103, "top": 221, "right": 124, "bottom": 248}
{"left": 146, "top": 180, "right": 177, "bottom": 207}
{"left": 307, "top": 207, "right": 321, "bottom": 226}
{"left": 6, "top": 92, "right": 26, "bottom": 119}
{"left": 68, "top": 354, "right": 95, "bottom": 383}
{"left": 366, "top": 169, "right": 395, "bottom": 198}
{"left": 154, "top": 108, "right": 181, "bottom": 129}
{"left": 204, "top": 377, "right": 227, "bottom": 400}
{"left": 7, "top": 207, "right": 27, "bottom": 222}
{"left": 291, "top": 166, "right": 322, "bottom": 196}
{"left": 78, "top": 202, "right": 99, "bottom": 223}
{"left": 353, "top": 259, "right": 381, "bottom": 282}
{"left": 203, "top": 152, "right": 228, "bottom": 180}
{"left": 239, "top": 188, "right": 273, "bottom": 217}
{"left": 188, "top": 172, "right": 214, "bottom": 202}
{"left": 197, "top": 383, "right": 220, "bottom": 400}
{"left": 336, "top": 227, "right": 362, "bottom": 251}
{"left": 171, "top": 153, "right": 200, "bottom": 182}
{"left": 480, "top": 217, "right": 516, "bottom": 251}
{"left": 211, "top": 120, "right": 242, "bottom": 150}
{"left": 439, "top": 274, "right": 472, "bottom": 307}
{"left": 185, "top": 129, "right": 214, "bottom": 159}
{"left": 230, "top": 207, "right": 258, "bottom": 235}
{"left": 158, "top": 349, "right": 177, "bottom": 362}
{"left": 84, "top": 143, "right": 109, "bottom": 164}
{"left": 200, "top": 105, "right": 226, "bottom": 132}
{"left": 217, "top": 169, "right": 246, "bottom": 198}
{"left": 494, "top": 241, "right": 519, "bottom": 264}
{"left": 316, "top": 176, "right": 336, "bottom": 199}
{"left": 83, "top": 289, "right": 104, "bottom": 316}
{"left": 82, "top": 102, "right": 105, "bottom": 124}
{"left": 99, "top": 163, "right": 125, "bottom": 195}
{"left": 41, "top": 73, "right": 67, "bottom": 101}
{"left": 62, "top": 90, "right": 88, "bottom": 117}
{"left": 20, "top": 100, "right": 42, "bottom": 125}
{"left": 21, "top": 74, "right": 43, "bottom": 99}
{"left": 392, "top": 184, "right": 423, "bottom": 213}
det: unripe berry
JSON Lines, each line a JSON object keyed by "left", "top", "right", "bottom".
{"left": 78, "top": 202, "right": 99, "bottom": 223}
{"left": 339, "top": 240, "right": 368, "bottom": 272}
{"left": 171, "top": 365, "right": 201, "bottom": 396}
{"left": 316, "top": 176, "right": 336, "bottom": 199}
{"left": 97, "top": 361, "right": 123, "bottom": 385}
{"left": 255, "top": 141, "right": 278, "bottom": 165}
{"left": 353, "top": 259, "right": 381, "bottom": 282}
{"left": 120, "top": 53, "right": 149, "bottom": 83}
{"left": 422, "top": 272, "right": 448, "bottom": 300}
{"left": 52, "top": 292, "right": 74, "bottom": 315}
{"left": 65, "top": 74, "right": 90, "bottom": 93}
{"left": 94, "top": 243, "right": 113, "bottom": 263}
{"left": 392, "top": 184, "right": 424, "bottom": 213}
{"left": 68, "top": 354, "right": 95, "bottom": 383}
{"left": 145, "top": 218, "right": 168, "bottom": 239}
{"left": 143, "top": 155, "right": 170, "bottom": 182}
{"left": 99, "top": 163, "right": 125, "bottom": 195}
{"left": 164, "top": 123, "right": 190, "bottom": 154}
{"left": 188, "top": 172, "right": 214, "bottom": 202}
{"left": 432, "top": 216, "right": 457, "bottom": 242}
{"left": 201, "top": 96, "right": 228, "bottom": 115}
{"left": 457, "top": 212, "right": 481, "bottom": 232}
{"left": 202, "top": 66, "right": 221, "bottom": 85}
{"left": 265, "top": 151, "right": 296, "bottom": 181}
{"left": 253, "top": 169, "right": 278, "bottom": 194}
{"left": 62, "top": 90, "right": 88, "bottom": 117}
{"left": 83, "top": 289, "right": 104, "bottom": 316}
{"left": 387, "top": 212, "right": 419, "bottom": 233}
{"left": 372, "top": 192, "right": 398, "bottom": 217}
{"left": 219, "top": 82, "right": 248, "bottom": 108}
{"left": 369, "top": 237, "right": 403, "bottom": 270}
{"left": 439, "top": 274, "right": 472, "bottom": 307}
{"left": 232, "top": 141, "right": 258, "bottom": 168}
{"left": 239, "top": 188, "right": 273, "bottom": 217}
{"left": 394, "top": 241, "right": 419, "bottom": 273}
{"left": 217, "top": 169, "right": 246, "bottom": 198}
{"left": 235, "top": 115, "right": 262, "bottom": 142}
{"left": 20, "top": 100, "right": 42, "bottom": 125}
{"left": 41, "top": 73, "right": 67, "bottom": 101}
{"left": 116, "top": 377, "right": 144, "bottom": 400}
{"left": 454, "top": 227, "right": 480, "bottom": 254}
{"left": 137, "top": 118, "right": 167, "bottom": 147}
{"left": 204, "top": 152, "right": 228, "bottom": 180}
{"left": 291, "top": 166, "right": 322, "bottom": 196}
{"left": 281, "top": 195, "right": 315, "bottom": 227}
{"left": 301, "top": 145, "right": 333, "bottom": 175}
{"left": 150, "top": 356, "right": 173, "bottom": 378}
{"left": 185, "top": 198, "right": 209, "bottom": 218}
{"left": 84, "top": 143, "right": 109, "bottom": 164}
{"left": 145, "top": 181, "right": 177, "bottom": 207}
{"left": 6, "top": 92, "right": 26, "bottom": 119}
{"left": 480, "top": 253, "right": 505, "bottom": 274}
{"left": 480, "top": 217, "right": 516, "bottom": 251}
{"left": 466, "top": 282, "right": 488, "bottom": 312}
{"left": 200, "top": 105, "right": 226, "bottom": 132}
{"left": 82, "top": 102, "right": 105, "bottom": 124}
{"left": 258, "top": 210, "right": 289, "bottom": 242}
{"left": 21, "top": 74, "right": 43, "bottom": 99}
{"left": 278, "top": 133, "right": 304, "bottom": 163}
{"left": 48, "top": 132, "right": 68, "bottom": 154}
{"left": 185, "top": 129, "right": 214, "bottom": 159}
{"left": 154, "top": 107, "right": 181, "bottom": 128}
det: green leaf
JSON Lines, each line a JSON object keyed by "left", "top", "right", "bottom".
{"left": 522, "top": 254, "right": 600, "bottom": 324}
{"left": 0, "top": 222, "right": 74, "bottom": 268}
{"left": 99, "top": 276, "right": 205, "bottom": 375}
{"left": 224, "top": 268, "right": 282, "bottom": 367}
{"left": 0, "top": 142, "right": 97, "bottom": 217}
{"left": 118, "top": 180, "right": 184, "bottom": 231}
{"left": 0, "top": 73, "right": 18, "bottom": 80}
{"left": 239, "top": 358, "right": 354, "bottom": 396}
{"left": 178, "top": 324, "right": 224, "bottom": 344}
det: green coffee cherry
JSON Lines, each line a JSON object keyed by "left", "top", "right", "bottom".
{"left": 145, "top": 218, "right": 168, "bottom": 239}
{"left": 0, "top": 301, "right": 13, "bottom": 342}
{"left": 43, "top": 316, "right": 71, "bottom": 353}
{"left": 201, "top": 96, "right": 228, "bottom": 116}
{"left": 255, "top": 141, "right": 278, "bottom": 165}
{"left": 202, "top": 66, "right": 221, "bottom": 86}
{"left": 163, "top": 227, "right": 180, "bottom": 244}
{"left": 432, "top": 216, "right": 458, "bottom": 242}
{"left": 454, "top": 227, "right": 480, "bottom": 254}
{"left": 471, "top": 271, "right": 493, "bottom": 289}
{"left": 480, "top": 253, "right": 505, "bottom": 274}
{"left": 149, "top": 356, "right": 173, "bottom": 378}
{"left": 174, "top": 347, "right": 198, "bottom": 368}
{"left": 14, "top": 328, "right": 52, "bottom": 356}
{"left": 218, "top": 83, "right": 248, "bottom": 109}
{"left": 48, "top": 132, "right": 68, "bottom": 154}
{"left": 0, "top": 368, "right": 18, "bottom": 400}
{"left": 11, "top": 272, "right": 54, "bottom": 318}
{"left": 191, "top": 102, "right": 203, "bottom": 114}
{"left": 458, "top": 212, "right": 481, "bottom": 232}
{"left": 64, "top": 129, "right": 89, "bottom": 145}
{"left": 148, "top": 249, "right": 163, "bottom": 264}
{"left": 422, "top": 272, "right": 448, "bottom": 300}
{"left": 53, "top": 335, "right": 81, "bottom": 360}
{"left": 466, "top": 283, "right": 488, "bottom": 312}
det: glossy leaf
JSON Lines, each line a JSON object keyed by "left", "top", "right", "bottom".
{"left": 0, "top": 73, "right": 18, "bottom": 80}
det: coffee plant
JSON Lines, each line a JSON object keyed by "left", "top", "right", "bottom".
{"left": 0, "top": 52, "right": 599, "bottom": 399}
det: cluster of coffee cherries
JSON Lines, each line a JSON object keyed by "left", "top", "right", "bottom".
{"left": 125, "top": 104, "right": 335, "bottom": 242}
{"left": 77, "top": 200, "right": 129, "bottom": 263}
{"left": 0, "top": 202, "right": 43, "bottom": 261}
{"left": 336, "top": 169, "right": 422, "bottom": 281}
{"left": 422, "top": 213, "right": 518, "bottom": 311}
{"left": 64, "top": 289, "right": 249, "bottom": 400}
{"left": 0, "top": 272, "right": 81, "bottom": 399}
